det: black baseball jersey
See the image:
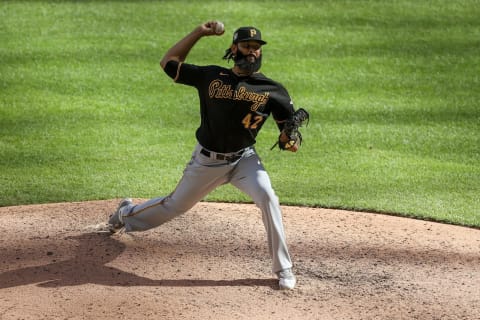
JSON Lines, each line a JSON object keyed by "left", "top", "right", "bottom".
{"left": 164, "top": 61, "right": 295, "bottom": 153}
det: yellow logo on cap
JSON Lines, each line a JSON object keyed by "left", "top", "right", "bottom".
{"left": 250, "top": 29, "right": 257, "bottom": 37}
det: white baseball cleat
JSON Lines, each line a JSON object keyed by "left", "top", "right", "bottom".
{"left": 108, "top": 198, "right": 132, "bottom": 233}
{"left": 276, "top": 268, "right": 296, "bottom": 290}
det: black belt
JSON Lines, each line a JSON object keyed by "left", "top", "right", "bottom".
{"left": 200, "top": 148, "right": 244, "bottom": 162}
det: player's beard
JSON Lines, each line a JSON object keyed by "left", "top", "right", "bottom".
{"left": 234, "top": 51, "right": 262, "bottom": 74}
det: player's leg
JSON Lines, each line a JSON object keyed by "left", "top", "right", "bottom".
{"left": 229, "top": 151, "right": 293, "bottom": 274}
{"left": 116, "top": 145, "right": 231, "bottom": 232}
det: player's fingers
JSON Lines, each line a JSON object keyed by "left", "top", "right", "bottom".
{"left": 287, "top": 144, "right": 299, "bottom": 152}
{"left": 203, "top": 21, "right": 224, "bottom": 36}
{"left": 202, "top": 21, "right": 216, "bottom": 35}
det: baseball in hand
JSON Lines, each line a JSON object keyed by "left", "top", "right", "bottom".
{"left": 214, "top": 22, "right": 224, "bottom": 34}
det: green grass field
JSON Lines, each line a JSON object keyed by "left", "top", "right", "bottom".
{"left": 1, "top": 1, "right": 479, "bottom": 227}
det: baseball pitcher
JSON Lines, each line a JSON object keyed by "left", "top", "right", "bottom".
{"left": 107, "top": 21, "right": 309, "bottom": 290}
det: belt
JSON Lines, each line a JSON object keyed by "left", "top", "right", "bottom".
{"left": 200, "top": 148, "right": 245, "bottom": 162}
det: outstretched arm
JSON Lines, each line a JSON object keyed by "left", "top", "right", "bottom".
{"left": 160, "top": 21, "right": 224, "bottom": 69}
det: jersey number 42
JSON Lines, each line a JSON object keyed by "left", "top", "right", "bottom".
{"left": 242, "top": 113, "right": 264, "bottom": 129}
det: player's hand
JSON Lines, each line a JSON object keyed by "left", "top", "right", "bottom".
{"left": 200, "top": 21, "right": 225, "bottom": 36}
{"left": 279, "top": 131, "right": 299, "bottom": 152}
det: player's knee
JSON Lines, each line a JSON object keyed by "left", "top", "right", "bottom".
{"left": 252, "top": 188, "right": 279, "bottom": 206}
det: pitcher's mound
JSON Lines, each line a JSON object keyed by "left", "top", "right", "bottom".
{"left": 0, "top": 200, "right": 479, "bottom": 319}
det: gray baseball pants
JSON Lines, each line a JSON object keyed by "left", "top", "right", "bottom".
{"left": 118, "top": 143, "right": 293, "bottom": 273}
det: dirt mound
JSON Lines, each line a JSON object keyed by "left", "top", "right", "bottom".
{"left": 1, "top": 200, "right": 479, "bottom": 319}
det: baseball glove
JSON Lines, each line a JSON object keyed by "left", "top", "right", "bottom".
{"left": 271, "top": 108, "right": 310, "bottom": 150}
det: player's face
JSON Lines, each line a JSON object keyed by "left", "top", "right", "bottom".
{"left": 232, "top": 40, "right": 263, "bottom": 74}
{"left": 237, "top": 41, "right": 262, "bottom": 60}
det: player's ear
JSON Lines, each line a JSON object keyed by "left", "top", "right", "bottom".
{"left": 231, "top": 44, "right": 237, "bottom": 55}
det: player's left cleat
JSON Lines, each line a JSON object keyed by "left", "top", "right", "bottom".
{"left": 276, "top": 268, "right": 296, "bottom": 290}
{"left": 108, "top": 198, "right": 132, "bottom": 233}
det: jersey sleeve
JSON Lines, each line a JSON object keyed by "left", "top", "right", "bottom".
{"left": 270, "top": 83, "right": 296, "bottom": 131}
{"left": 163, "top": 60, "right": 204, "bottom": 87}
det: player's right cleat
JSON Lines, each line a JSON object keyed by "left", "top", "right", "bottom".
{"left": 276, "top": 268, "right": 296, "bottom": 290}
{"left": 108, "top": 198, "right": 132, "bottom": 233}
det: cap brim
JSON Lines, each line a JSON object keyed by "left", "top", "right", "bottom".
{"left": 236, "top": 38, "right": 267, "bottom": 45}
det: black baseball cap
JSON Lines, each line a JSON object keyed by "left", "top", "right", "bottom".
{"left": 232, "top": 27, "right": 267, "bottom": 45}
